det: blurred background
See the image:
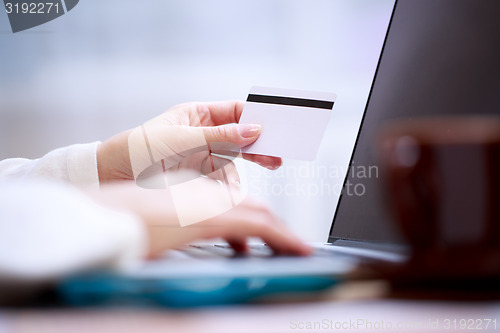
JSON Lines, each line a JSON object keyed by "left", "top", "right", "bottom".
{"left": 0, "top": 0, "right": 394, "bottom": 241}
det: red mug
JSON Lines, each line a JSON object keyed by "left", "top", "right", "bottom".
{"left": 379, "top": 116, "right": 500, "bottom": 280}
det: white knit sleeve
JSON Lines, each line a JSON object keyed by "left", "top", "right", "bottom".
{"left": 0, "top": 142, "right": 101, "bottom": 189}
{"left": 0, "top": 180, "right": 147, "bottom": 281}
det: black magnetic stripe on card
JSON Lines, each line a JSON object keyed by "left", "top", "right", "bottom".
{"left": 246, "top": 94, "right": 334, "bottom": 110}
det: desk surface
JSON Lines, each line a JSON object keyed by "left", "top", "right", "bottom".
{"left": 2, "top": 281, "right": 500, "bottom": 333}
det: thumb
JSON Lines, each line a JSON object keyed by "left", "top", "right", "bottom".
{"left": 203, "top": 123, "right": 262, "bottom": 148}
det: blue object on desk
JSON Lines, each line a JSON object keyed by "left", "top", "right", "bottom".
{"left": 58, "top": 273, "right": 339, "bottom": 307}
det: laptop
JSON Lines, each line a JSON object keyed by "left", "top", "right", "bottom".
{"left": 59, "top": 0, "right": 500, "bottom": 307}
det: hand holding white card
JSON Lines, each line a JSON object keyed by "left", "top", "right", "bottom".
{"left": 238, "top": 86, "right": 336, "bottom": 161}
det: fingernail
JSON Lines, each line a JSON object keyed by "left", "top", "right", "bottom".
{"left": 237, "top": 124, "right": 262, "bottom": 138}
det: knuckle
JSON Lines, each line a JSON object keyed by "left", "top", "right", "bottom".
{"left": 194, "top": 103, "right": 210, "bottom": 121}
{"left": 255, "top": 201, "right": 272, "bottom": 213}
{"left": 212, "top": 126, "right": 225, "bottom": 138}
{"left": 212, "top": 125, "right": 233, "bottom": 141}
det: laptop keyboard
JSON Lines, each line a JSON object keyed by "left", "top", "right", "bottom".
{"left": 176, "top": 243, "right": 357, "bottom": 260}
{"left": 177, "top": 244, "right": 273, "bottom": 259}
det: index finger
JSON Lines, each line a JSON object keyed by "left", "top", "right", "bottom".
{"left": 204, "top": 100, "right": 245, "bottom": 126}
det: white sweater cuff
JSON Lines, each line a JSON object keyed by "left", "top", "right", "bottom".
{"left": 67, "top": 141, "right": 101, "bottom": 189}
{"left": 0, "top": 180, "right": 147, "bottom": 281}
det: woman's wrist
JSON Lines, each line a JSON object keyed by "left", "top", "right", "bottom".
{"left": 97, "top": 130, "right": 134, "bottom": 183}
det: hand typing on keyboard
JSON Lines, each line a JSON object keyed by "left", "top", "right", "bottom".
{"left": 88, "top": 180, "right": 312, "bottom": 259}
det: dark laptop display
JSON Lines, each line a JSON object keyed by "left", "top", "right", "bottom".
{"left": 330, "top": 0, "right": 500, "bottom": 244}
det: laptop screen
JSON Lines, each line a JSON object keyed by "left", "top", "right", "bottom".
{"left": 329, "top": 0, "right": 500, "bottom": 244}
